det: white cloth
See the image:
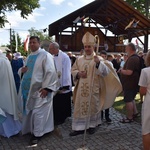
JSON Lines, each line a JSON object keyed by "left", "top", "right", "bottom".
{"left": 53, "top": 50, "right": 72, "bottom": 93}
{"left": 0, "top": 54, "right": 21, "bottom": 137}
{"left": 18, "top": 49, "right": 58, "bottom": 113}
{"left": 0, "top": 54, "right": 19, "bottom": 120}
{"left": 22, "top": 100, "right": 54, "bottom": 136}
{"left": 19, "top": 48, "right": 58, "bottom": 136}
{"left": 138, "top": 67, "right": 150, "bottom": 135}
{"left": 0, "top": 113, "right": 21, "bottom": 138}
{"left": 120, "top": 60, "right": 125, "bottom": 68}
{"left": 0, "top": 108, "right": 6, "bottom": 124}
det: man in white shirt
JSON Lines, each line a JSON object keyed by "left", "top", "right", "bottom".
{"left": 49, "top": 42, "right": 72, "bottom": 126}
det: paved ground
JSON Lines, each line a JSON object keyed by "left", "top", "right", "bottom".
{"left": 0, "top": 107, "right": 143, "bottom": 150}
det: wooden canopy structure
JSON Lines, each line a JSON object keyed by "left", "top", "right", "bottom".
{"left": 48, "top": 0, "right": 150, "bottom": 53}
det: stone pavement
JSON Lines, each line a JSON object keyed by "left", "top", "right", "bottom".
{"left": 0, "top": 107, "right": 143, "bottom": 150}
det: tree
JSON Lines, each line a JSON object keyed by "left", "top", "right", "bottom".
{"left": 124, "top": 0, "right": 150, "bottom": 18}
{"left": 0, "top": 0, "right": 40, "bottom": 27}
{"left": 28, "top": 27, "right": 53, "bottom": 41}
{"left": 6, "top": 30, "right": 27, "bottom": 56}
{"left": 28, "top": 27, "right": 53, "bottom": 51}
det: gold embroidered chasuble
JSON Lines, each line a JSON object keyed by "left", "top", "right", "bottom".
{"left": 72, "top": 54, "right": 101, "bottom": 118}
{"left": 71, "top": 53, "right": 122, "bottom": 130}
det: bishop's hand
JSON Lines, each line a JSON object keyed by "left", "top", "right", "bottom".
{"left": 77, "top": 71, "right": 87, "bottom": 78}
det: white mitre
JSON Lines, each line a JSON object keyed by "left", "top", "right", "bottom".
{"left": 82, "top": 32, "right": 95, "bottom": 46}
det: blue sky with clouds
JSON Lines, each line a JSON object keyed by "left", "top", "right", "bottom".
{"left": 0, "top": 0, "right": 94, "bottom": 45}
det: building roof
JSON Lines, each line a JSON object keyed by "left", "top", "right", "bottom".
{"left": 48, "top": 0, "right": 150, "bottom": 38}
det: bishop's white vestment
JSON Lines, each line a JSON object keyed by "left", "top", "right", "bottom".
{"left": 71, "top": 53, "right": 122, "bottom": 130}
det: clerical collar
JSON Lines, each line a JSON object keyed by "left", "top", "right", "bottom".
{"left": 84, "top": 52, "right": 95, "bottom": 60}
{"left": 54, "top": 53, "right": 59, "bottom": 56}
{"left": 31, "top": 48, "right": 41, "bottom": 55}
{"left": 54, "top": 50, "right": 60, "bottom": 56}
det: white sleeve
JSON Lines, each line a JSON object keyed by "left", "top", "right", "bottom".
{"left": 62, "top": 56, "right": 71, "bottom": 87}
{"left": 97, "top": 61, "right": 109, "bottom": 77}
{"left": 138, "top": 69, "right": 147, "bottom": 87}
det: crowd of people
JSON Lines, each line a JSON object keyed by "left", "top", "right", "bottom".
{"left": 0, "top": 33, "right": 150, "bottom": 150}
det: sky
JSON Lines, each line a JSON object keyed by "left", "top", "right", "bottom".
{"left": 0, "top": 0, "right": 149, "bottom": 49}
{"left": 0, "top": 0, "right": 94, "bottom": 45}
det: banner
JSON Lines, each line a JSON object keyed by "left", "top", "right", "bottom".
{"left": 15, "top": 33, "right": 18, "bottom": 52}
{"left": 135, "top": 39, "right": 139, "bottom": 46}
{"left": 24, "top": 35, "right": 30, "bottom": 51}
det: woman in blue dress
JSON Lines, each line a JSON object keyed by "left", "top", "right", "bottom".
{"left": 11, "top": 52, "right": 24, "bottom": 93}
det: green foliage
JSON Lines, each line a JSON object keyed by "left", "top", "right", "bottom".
{"left": 28, "top": 27, "right": 52, "bottom": 41}
{"left": 0, "top": 0, "right": 40, "bottom": 27}
{"left": 4, "top": 28, "right": 53, "bottom": 56}
{"left": 6, "top": 30, "right": 28, "bottom": 56}
{"left": 28, "top": 27, "right": 53, "bottom": 51}
{"left": 124, "top": 0, "right": 150, "bottom": 18}
{"left": 18, "top": 45, "right": 28, "bottom": 57}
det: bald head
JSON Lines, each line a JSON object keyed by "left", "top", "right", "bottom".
{"left": 49, "top": 42, "right": 59, "bottom": 55}
{"left": 125, "top": 43, "right": 136, "bottom": 56}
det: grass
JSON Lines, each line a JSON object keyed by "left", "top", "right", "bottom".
{"left": 113, "top": 93, "right": 142, "bottom": 123}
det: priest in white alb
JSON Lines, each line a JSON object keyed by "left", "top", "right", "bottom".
{"left": 18, "top": 36, "right": 58, "bottom": 146}
{"left": 49, "top": 42, "right": 72, "bottom": 126}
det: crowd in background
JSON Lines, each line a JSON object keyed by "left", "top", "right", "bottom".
{"left": 0, "top": 34, "right": 150, "bottom": 149}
